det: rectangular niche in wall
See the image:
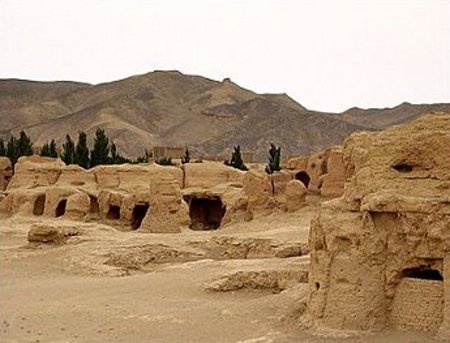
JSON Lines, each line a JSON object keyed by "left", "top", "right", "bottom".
{"left": 33, "top": 194, "right": 46, "bottom": 216}
{"left": 107, "top": 205, "right": 121, "bottom": 220}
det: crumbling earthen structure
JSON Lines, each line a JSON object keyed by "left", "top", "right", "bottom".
{"left": 286, "top": 146, "right": 345, "bottom": 198}
{"left": 0, "top": 158, "right": 186, "bottom": 233}
{"left": 182, "top": 183, "right": 250, "bottom": 230}
{"left": 0, "top": 157, "right": 13, "bottom": 191}
{"left": 307, "top": 113, "right": 450, "bottom": 338}
{"left": 0, "top": 151, "right": 318, "bottom": 232}
{"left": 0, "top": 156, "right": 299, "bottom": 232}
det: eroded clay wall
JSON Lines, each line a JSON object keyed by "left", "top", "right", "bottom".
{"left": 439, "top": 256, "right": 450, "bottom": 339}
{"left": 307, "top": 113, "right": 450, "bottom": 336}
{"left": 389, "top": 278, "right": 444, "bottom": 333}
{"left": 0, "top": 157, "right": 13, "bottom": 191}
{"left": 320, "top": 148, "right": 345, "bottom": 198}
{"left": 183, "top": 162, "right": 244, "bottom": 189}
{"left": 286, "top": 147, "right": 345, "bottom": 198}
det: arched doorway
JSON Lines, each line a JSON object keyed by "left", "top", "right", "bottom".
{"left": 295, "top": 171, "right": 311, "bottom": 188}
{"left": 131, "top": 203, "right": 150, "bottom": 230}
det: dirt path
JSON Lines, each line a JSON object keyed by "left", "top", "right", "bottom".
{"left": 0, "top": 208, "right": 442, "bottom": 343}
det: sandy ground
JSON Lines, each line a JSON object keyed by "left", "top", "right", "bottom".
{"left": 0, "top": 205, "right": 441, "bottom": 343}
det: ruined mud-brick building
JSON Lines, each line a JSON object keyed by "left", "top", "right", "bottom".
{"left": 0, "top": 157, "right": 254, "bottom": 232}
{"left": 286, "top": 145, "right": 346, "bottom": 198}
{"left": 151, "top": 146, "right": 185, "bottom": 160}
{"left": 0, "top": 139, "right": 345, "bottom": 233}
{"left": 307, "top": 113, "right": 450, "bottom": 338}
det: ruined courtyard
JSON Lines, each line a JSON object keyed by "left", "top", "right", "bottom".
{"left": 0, "top": 113, "right": 449, "bottom": 343}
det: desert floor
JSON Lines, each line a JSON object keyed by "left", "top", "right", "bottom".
{"left": 0, "top": 204, "right": 441, "bottom": 343}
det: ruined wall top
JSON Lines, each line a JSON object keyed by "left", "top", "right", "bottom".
{"left": 342, "top": 112, "right": 450, "bottom": 213}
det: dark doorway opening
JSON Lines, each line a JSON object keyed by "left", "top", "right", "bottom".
{"left": 295, "top": 171, "right": 311, "bottom": 188}
{"left": 131, "top": 203, "right": 150, "bottom": 230}
{"left": 89, "top": 195, "right": 100, "bottom": 214}
{"left": 185, "top": 196, "right": 226, "bottom": 230}
{"left": 107, "top": 205, "right": 121, "bottom": 220}
{"left": 55, "top": 199, "right": 67, "bottom": 217}
{"left": 402, "top": 267, "right": 443, "bottom": 281}
{"left": 33, "top": 195, "right": 46, "bottom": 216}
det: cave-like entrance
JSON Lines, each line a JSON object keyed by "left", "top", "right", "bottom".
{"left": 389, "top": 265, "right": 444, "bottom": 333}
{"left": 55, "top": 199, "right": 67, "bottom": 217}
{"left": 107, "top": 205, "right": 121, "bottom": 220}
{"left": 33, "top": 194, "right": 46, "bottom": 216}
{"left": 131, "top": 203, "right": 150, "bottom": 230}
{"left": 89, "top": 195, "right": 100, "bottom": 214}
{"left": 184, "top": 196, "right": 226, "bottom": 230}
{"left": 295, "top": 171, "right": 311, "bottom": 188}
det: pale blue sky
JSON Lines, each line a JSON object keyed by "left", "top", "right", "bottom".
{"left": 0, "top": 0, "right": 449, "bottom": 112}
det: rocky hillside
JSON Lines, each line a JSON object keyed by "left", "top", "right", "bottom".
{"left": 1, "top": 71, "right": 448, "bottom": 161}
{"left": 342, "top": 102, "right": 450, "bottom": 129}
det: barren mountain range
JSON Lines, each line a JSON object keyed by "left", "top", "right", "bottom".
{"left": 1, "top": 70, "right": 449, "bottom": 161}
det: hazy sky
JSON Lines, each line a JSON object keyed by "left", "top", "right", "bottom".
{"left": 1, "top": 0, "right": 449, "bottom": 112}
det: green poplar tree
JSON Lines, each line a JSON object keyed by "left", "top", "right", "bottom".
{"left": 49, "top": 139, "right": 57, "bottom": 158}
{"left": 0, "top": 138, "right": 5, "bottom": 156}
{"left": 6, "top": 136, "right": 18, "bottom": 165}
{"left": 74, "top": 131, "right": 90, "bottom": 168}
{"left": 109, "top": 142, "right": 130, "bottom": 164}
{"left": 110, "top": 142, "right": 117, "bottom": 164}
{"left": 40, "top": 139, "right": 57, "bottom": 157}
{"left": 224, "top": 145, "right": 248, "bottom": 171}
{"left": 40, "top": 142, "right": 50, "bottom": 157}
{"left": 61, "top": 134, "right": 75, "bottom": 165}
{"left": 16, "top": 131, "right": 33, "bottom": 157}
{"left": 265, "top": 143, "right": 282, "bottom": 174}
{"left": 90, "top": 128, "right": 110, "bottom": 167}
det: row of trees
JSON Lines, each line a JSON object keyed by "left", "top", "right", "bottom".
{"left": 0, "top": 130, "right": 282, "bottom": 173}
{"left": 0, "top": 131, "right": 34, "bottom": 165}
{"left": 0, "top": 129, "right": 148, "bottom": 168}
{"left": 56, "top": 129, "right": 134, "bottom": 168}
{"left": 225, "top": 143, "right": 281, "bottom": 174}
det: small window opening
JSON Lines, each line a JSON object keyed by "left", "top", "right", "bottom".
{"left": 107, "top": 205, "right": 121, "bottom": 220}
{"left": 33, "top": 195, "right": 46, "bottom": 216}
{"left": 392, "top": 163, "right": 414, "bottom": 173}
{"left": 55, "top": 199, "right": 67, "bottom": 217}
{"left": 402, "top": 267, "right": 443, "bottom": 281}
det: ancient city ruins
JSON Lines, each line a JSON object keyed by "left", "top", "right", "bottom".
{"left": 1, "top": 113, "right": 449, "bottom": 341}
{"left": 0, "top": 141, "right": 345, "bottom": 233}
